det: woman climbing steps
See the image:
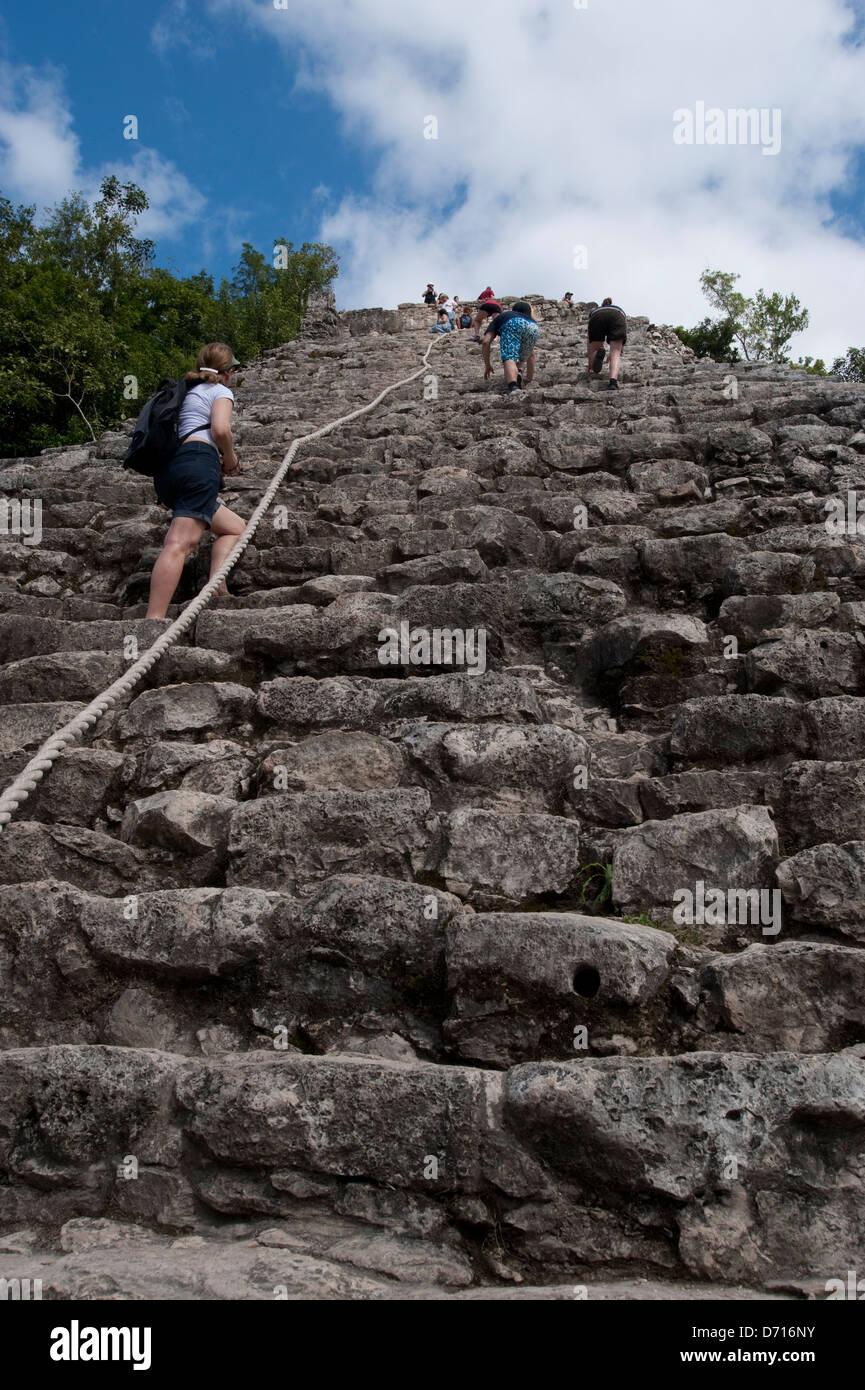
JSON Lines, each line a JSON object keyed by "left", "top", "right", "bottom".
{"left": 146, "top": 342, "right": 247, "bottom": 619}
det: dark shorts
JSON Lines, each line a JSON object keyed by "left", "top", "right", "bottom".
{"left": 153, "top": 441, "right": 221, "bottom": 527}
{"left": 588, "top": 308, "right": 628, "bottom": 345}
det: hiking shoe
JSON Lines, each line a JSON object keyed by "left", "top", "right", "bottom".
{"left": 607, "top": 378, "right": 620, "bottom": 390}
{"left": 506, "top": 381, "right": 521, "bottom": 394}
{"left": 591, "top": 348, "right": 605, "bottom": 374}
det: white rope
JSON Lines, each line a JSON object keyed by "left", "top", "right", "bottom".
{"left": 0, "top": 336, "right": 441, "bottom": 831}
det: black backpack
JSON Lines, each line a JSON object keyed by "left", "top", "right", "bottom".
{"left": 124, "top": 377, "right": 194, "bottom": 476}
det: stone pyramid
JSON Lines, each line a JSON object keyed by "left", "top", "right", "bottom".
{"left": 0, "top": 294, "right": 863, "bottom": 1299}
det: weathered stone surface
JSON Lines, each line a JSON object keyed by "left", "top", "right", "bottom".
{"left": 669, "top": 696, "right": 808, "bottom": 763}
{"left": 745, "top": 630, "right": 863, "bottom": 697}
{"left": 174, "top": 1053, "right": 505, "bottom": 1190}
{"left": 507, "top": 1052, "right": 865, "bottom": 1280}
{"left": 697, "top": 943, "right": 865, "bottom": 1051}
{"left": 0, "top": 701, "right": 85, "bottom": 757}
{"left": 719, "top": 593, "right": 840, "bottom": 645}
{"left": 613, "top": 806, "right": 779, "bottom": 914}
{"left": 1, "top": 305, "right": 865, "bottom": 1297}
{"left": 79, "top": 888, "right": 274, "bottom": 977}
{"left": 445, "top": 911, "right": 676, "bottom": 1064}
{"left": 121, "top": 790, "right": 236, "bottom": 857}
{"left": 804, "top": 696, "right": 865, "bottom": 760}
{"left": 780, "top": 761, "right": 865, "bottom": 850}
{"left": 584, "top": 612, "right": 708, "bottom": 675}
{"left": 228, "top": 790, "right": 435, "bottom": 891}
{"left": 133, "top": 740, "right": 252, "bottom": 798}
{"left": 722, "top": 552, "right": 815, "bottom": 596}
{"left": 379, "top": 550, "right": 487, "bottom": 593}
{"left": 0, "top": 651, "right": 126, "bottom": 703}
{"left": 119, "top": 682, "right": 256, "bottom": 740}
{"left": 403, "top": 722, "right": 587, "bottom": 812}
{"left": 0, "top": 821, "right": 151, "bottom": 895}
{"left": 25, "top": 748, "right": 124, "bottom": 824}
{"left": 258, "top": 731, "right": 404, "bottom": 792}
{"left": 437, "top": 809, "right": 580, "bottom": 903}
{"left": 776, "top": 842, "right": 865, "bottom": 940}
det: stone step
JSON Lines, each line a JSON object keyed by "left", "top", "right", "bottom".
{"left": 1, "top": 1042, "right": 861, "bottom": 1285}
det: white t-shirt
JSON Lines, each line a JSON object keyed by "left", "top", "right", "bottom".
{"left": 178, "top": 383, "right": 234, "bottom": 450}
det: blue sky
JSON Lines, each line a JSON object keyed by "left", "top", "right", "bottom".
{"left": 1, "top": 0, "right": 864, "bottom": 360}
{"left": 0, "top": 1, "right": 374, "bottom": 284}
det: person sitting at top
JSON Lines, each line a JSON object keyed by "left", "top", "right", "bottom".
{"left": 481, "top": 300, "right": 540, "bottom": 393}
{"left": 423, "top": 283, "right": 437, "bottom": 305}
{"left": 563, "top": 291, "right": 575, "bottom": 307}
{"left": 587, "top": 297, "right": 627, "bottom": 390}
{"left": 146, "top": 342, "right": 246, "bottom": 619}
{"left": 437, "top": 292, "right": 455, "bottom": 328}
{"left": 478, "top": 286, "right": 496, "bottom": 302}
{"left": 429, "top": 308, "right": 453, "bottom": 335}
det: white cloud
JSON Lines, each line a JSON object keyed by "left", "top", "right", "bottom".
{"left": 151, "top": 0, "right": 217, "bottom": 60}
{"left": 95, "top": 148, "right": 207, "bottom": 239}
{"left": 0, "top": 62, "right": 81, "bottom": 207}
{"left": 0, "top": 60, "right": 207, "bottom": 246}
{"left": 222, "top": 0, "right": 865, "bottom": 360}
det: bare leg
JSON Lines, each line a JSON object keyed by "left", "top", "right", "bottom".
{"left": 502, "top": 359, "right": 518, "bottom": 384}
{"left": 208, "top": 505, "right": 247, "bottom": 595}
{"left": 608, "top": 339, "right": 624, "bottom": 381}
{"left": 146, "top": 517, "right": 205, "bottom": 619}
{"left": 588, "top": 338, "right": 605, "bottom": 374}
{"left": 523, "top": 350, "right": 536, "bottom": 384}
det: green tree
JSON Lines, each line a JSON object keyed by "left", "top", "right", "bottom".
{"left": 0, "top": 178, "right": 339, "bottom": 458}
{"left": 698, "top": 269, "right": 809, "bottom": 362}
{"left": 206, "top": 239, "right": 339, "bottom": 360}
{"left": 673, "top": 315, "right": 740, "bottom": 363}
{"left": 831, "top": 347, "right": 865, "bottom": 381}
{"left": 792, "top": 355, "right": 828, "bottom": 376}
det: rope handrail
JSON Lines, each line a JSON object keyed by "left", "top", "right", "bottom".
{"left": 0, "top": 336, "right": 441, "bottom": 831}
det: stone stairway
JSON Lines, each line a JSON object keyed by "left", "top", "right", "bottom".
{"left": 0, "top": 298, "right": 863, "bottom": 1299}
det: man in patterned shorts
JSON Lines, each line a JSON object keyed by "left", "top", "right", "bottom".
{"left": 481, "top": 300, "right": 540, "bottom": 394}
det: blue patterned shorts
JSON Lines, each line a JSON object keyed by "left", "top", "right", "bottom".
{"left": 499, "top": 317, "right": 540, "bottom": 363}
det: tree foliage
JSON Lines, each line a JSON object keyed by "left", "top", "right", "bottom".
{"left": 0, "top": 179, "right": 339, "bottom": 458}
{"left": 673, "top": 315, "right": 740, "bottom": 363}
{"left": 697, "top": 269, "right": 809, "bottom": 363}
{"left": 831, "top": 347, "right": 865, "bottom": 381}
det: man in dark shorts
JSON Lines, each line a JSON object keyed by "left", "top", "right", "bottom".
{"left": 423, "top": 284, "right": 437, "bottom": 305}
{"left": 587, "top": 297, "right": 627, "bottom": 390}
{"left": 471, "top": 297, "right": 503, "bottom": 340}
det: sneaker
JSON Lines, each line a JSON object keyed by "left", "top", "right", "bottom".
{"left": 506, "top": 381, "right": 521, "bottom": 394}
{"left": 517, "top": 371, "right": 523, "bottom": 387}
{"left": 607, "top": 378, "right": 620, "bottom": 390}
{"left": 591, "top": 348, "right": 605, "bottom": 374}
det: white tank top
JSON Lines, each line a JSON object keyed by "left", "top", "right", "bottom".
{"left": 178, "top": 383, "right": 234, "bottom": 449}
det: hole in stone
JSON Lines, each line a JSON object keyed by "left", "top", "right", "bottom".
{"left": 572, "top": 966, "right": 601, "bottom": 998}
